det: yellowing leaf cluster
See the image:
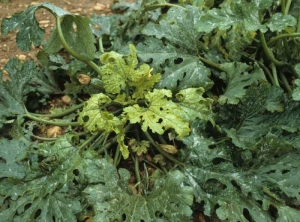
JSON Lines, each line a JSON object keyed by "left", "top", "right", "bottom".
{"left": 79, "top": 45, "right": 214, "bottom": 159}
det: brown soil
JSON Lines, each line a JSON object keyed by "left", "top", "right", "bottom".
{"left": 0, "top": 0, "right": 114, "bottom": 70}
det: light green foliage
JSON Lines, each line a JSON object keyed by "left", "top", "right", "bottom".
{"left": 176, "top": 87, "right": 214, "bottom": 123}
{"left": 80, "top": 45, "right": 196, "bottom": 157}
{"left": 84, "top": 162, "right": 194, "bottom": 221}
{"left": 78, "top": 93, "right": 124, "bottom": 133}
{"left": 123, "top": 89, "right": 191, "bottom": 139}
{"left": 129, "top": 139, "right": 150, "bottom": 155}
{"left": 100, "top": 44, "right": 161, "bottom": 100}
{"left": 218, "top": 62, "right": 266, "bottom": 104}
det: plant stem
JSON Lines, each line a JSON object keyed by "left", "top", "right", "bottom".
{"left": 271, "top": 63, "right": 280, "bottom": 86}
{"left": 198, "top": 56, "right": 226, "bottom": 72}
{"left": 132, "top": 154, "right": 142, "bottom": 194}
{"left": 280, "top": 0, "right": 286, "bottom": 14}
{"left": 24, "top": 113, "right": 81, "bottom": 127}
{"left": 259, "top": 31, "right": 286, "bottom": 66}
{"left": 284, "top": 0, "right": 292, "bottom": 15}
{"left": 267, "top": 33, "right": 300, "bottom": 45}
{"left": 55, "top": 16, "right": 102, "bottom": 77}
{"left": 88, "top": 133, "right": 106, "bottom": 150}
{"left": 297, "top": 15, "right": 300, "bottom": 32}
{"left": 30, "top": 103, "right": 84, "bottom": 118}
{"left": 144, "top": 131, "right": 184, "bottom": 166}
{"left": 113, "top": 145, "right": 121, "bottom": 166}
{"left": 31, "top": 134, "right": 58, "bottom": 141}
{"left": 279, "top": 72, "right": 293, "bottom": 94}
{"left": 98, "top": 133, "right": 117, "bottom": 154}
{"left": 98, "top": 37, "right": 104, "bottom": 53}
{"left": 78, "top": 133, "right": 100, "bottom": 150}
{"left": 145, "top": 3, "right": 186, "bottom": 12}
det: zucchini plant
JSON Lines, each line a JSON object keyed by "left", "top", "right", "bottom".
{"left": 1, "top": 0, "right": 300, "bottom": 221}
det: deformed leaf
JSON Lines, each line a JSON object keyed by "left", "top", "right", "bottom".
{"left": 129, "top": 139, "right": 150, "bottom": 155}
{"left": 100, "top": 44, "right": 160, "bottom": 100}
{"left": 78, "top": 93, "right": 129, "bottom": 158}
{"left": 123, "top": 89, "right": 191, "bottom": 139}
{"left": 219, "top": 85, "right": 299, "bottom": 150}
{"left": 176, "top": 87, "right": 214, "bottom": 123}
{"left": 79, "top": 93, "right": 123, "bottom": 133}
{"left": 195, "top": 0, "right": 273, "bottom": 33}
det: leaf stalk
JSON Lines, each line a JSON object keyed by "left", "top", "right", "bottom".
{"left": 259, "top": 31, "right": 286, "bottom": 66}
{"left": 24, "top": 113, "right": 81, "bottom": 127}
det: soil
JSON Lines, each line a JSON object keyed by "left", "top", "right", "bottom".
{"left": 0, "top": 0, "right": 114, "bottom": 70}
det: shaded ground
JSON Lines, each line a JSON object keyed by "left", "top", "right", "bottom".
{"left": 0, "top": 0, "right": 113, "bottom": 69}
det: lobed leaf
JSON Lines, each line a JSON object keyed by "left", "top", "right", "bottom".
{"left": 83, "top": 160, "right": 194, "bottom": 221}
{"left": 137, "top": 6, "right": 213, "bottom": 91}
{"left": 1, "top": 3, "right": 70, "bottom": 51}
{"left": 0, "top": 139, "right": 27, "bottom": 179}
{"left": 123, "top": 89, "right": 191, "bottom": 139}
{"left": 0, "top": 135, "right": 83, "bottom": 221}
{"left": 100, "top": 44, "right": 160, "bottom": 100}
{"left": 0, "top": 59, "right": 40, "bottom": 126}
{"left": 218, "top": 62, "right": 266, "bottom": 105}
{"left": 176, "top": 87, "right": 214, "bottom": 124}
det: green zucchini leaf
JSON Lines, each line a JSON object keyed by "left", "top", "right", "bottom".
{"left": 83, "top": 160, "right": 193, "bottom": 222}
